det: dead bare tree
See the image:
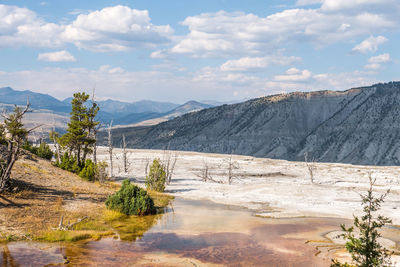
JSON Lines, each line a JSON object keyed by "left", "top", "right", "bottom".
{"left": 107, "top": 120, "right": 113, "bottom": 178}
{"left": 304, "top": 152, "right": 316, "bottom": 184}
{"left": 50, "top": 116, "right": 61, "bottom": 163}
{"left": 162, "top": 148, "right": 178, "bottom": 185}
{"left": 121, "top": 134, "right": 130, "bottom": 174}
{"left": 91, "top": 88, "right": 100, "bottom": 165}
{"left": 195, "top": 159, "right": 224, "bottom": 183}
{"left": 95, "top": 161, "right": 108, "bottom": 183}
{"left": 54, "top": 215, "right": 89, "bottom": 231}
{"left": 144, "top": 157, "right": 150, "bottom": 178}
{"left": 225, "top": 154, "right": 240, "bottom": 184}
{"left": 0, "top": 99, "right": 37, "bottom": 192}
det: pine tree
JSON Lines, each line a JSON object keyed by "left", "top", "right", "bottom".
{"left": 60, "top": 92, "right": 99, "bottom": 168}
{"left": 331, "top": 175, "right": 392, "bottom": 267}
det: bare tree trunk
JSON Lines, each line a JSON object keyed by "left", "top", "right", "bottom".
{"left": 144, "top": 158, "right": 150, "bottom": 178}
{"left": 226, "top": 153, "right": 239, "bottom": 185}
{"left": 53, "top": 137, "right": 61, "bottom": 163}
{"left": 93, "top": 125, "right": 98, "bottom": 165}
{"left": 51, "top": 120, "right": 62, "bottom": 163}
{"left": 304, "top": 152, "right": 316, "bottom": 184}
{"left": 0, "top": 143, "right": 18, "bottom": 191}
{"left": 0, "top": 98, "right": 31, "bottom": 192}
{"left": 162, "top": 149, "right": 177, "bottom": 185}
{"left": 122, "top": 134, "right": 127, "bottom": 173}
{"left": 107, "top": 120, "right": 113, "bottom": 178}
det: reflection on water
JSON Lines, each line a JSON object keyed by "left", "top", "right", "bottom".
{"left": 2, "top": 198, "right": 353, "bottom": 266}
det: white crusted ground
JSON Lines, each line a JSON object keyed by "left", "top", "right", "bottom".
{"left": 96, "top": 147, "right": 400, "bottom": 224}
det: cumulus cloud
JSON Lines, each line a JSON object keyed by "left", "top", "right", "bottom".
{"left": 61, "top": 5, "right": 173, "bottom": 51}
{"left": 220, "top": 55, "right": 301, "bottom": 72}
{"left": 364, "top": 53, "right": 391, "bottom": 69}
{"left": 168, "top": 8, "right": 395, "bottom": 58}
{"left": 0, "top": 4, "right": 173, "bottom": 52}
{"left": 352, "top": 36, "right": 387, "bottom": 53}
{"left": 0, "top": 4, "right": 63, "bottom": 47}
{"left": 37, "top": 50, "right": 76, "bottom": 62}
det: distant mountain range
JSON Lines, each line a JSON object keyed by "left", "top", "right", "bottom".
{"left": 0, "top": 86, "right": 71, "bottom": 113}
{"left": 0, "top": 87, "right": 215, "bottom": 130}
{"left": 101, "top": 81, "right": 400, "bottom": 166}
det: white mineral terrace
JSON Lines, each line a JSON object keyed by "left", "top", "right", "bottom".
{"left": 96, "top": 147, "right": 400, "bottom": 224}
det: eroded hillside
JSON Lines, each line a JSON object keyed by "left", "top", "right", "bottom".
{"left": 105, "top": 82, "right": 400, "bottom": 165}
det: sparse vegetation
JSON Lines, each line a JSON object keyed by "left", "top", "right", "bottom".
{"left": 145, "top": 158, "right": 167, "bottom": 192}
{"left": 22, "top": 140, "right": 53, "bottom": 160}
{"left": 106, "top": 179, "right": 156, "bottom": 215}
{"left": 331, "top": 175, "right": 392, "bottom": 267}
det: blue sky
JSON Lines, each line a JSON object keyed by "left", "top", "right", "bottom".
{"left": 0, "top": 0, "right": 399, "bottom": 103}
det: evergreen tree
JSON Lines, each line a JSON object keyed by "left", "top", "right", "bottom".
{"left": 60, "top": 92, "right": 99, "bottom": 168}
{"left": 331, "top": 175, "right": 392, "bottom": 267}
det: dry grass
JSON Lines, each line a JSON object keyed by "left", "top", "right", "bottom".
{"left": 0, "top": 156, "right": 173, "bottom": 243}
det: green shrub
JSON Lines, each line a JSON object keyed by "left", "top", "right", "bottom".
{"left": 21, "top": 140, "right": 38, "bottom": 154}
{"left": 58, "top": 152, "right": 81, "bottom": 173}
{"left": 79, "top": 159, "right": 95, "bottom": 181}
{"left": 145, "top": 158, "right": 166, "bottom": 192}
{"left": 59, "top": 152, "right": 73, "bottom": 171}
{"left": 36, "top": 142, "right": 53, "bottom": 160}
{"left": 105, "top": 179, "right": 155, "bottom": 216}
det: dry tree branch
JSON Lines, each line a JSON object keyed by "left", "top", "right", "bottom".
{"left": 304, "top": 152, "right": 316, "bottom": 184}
{"left": 53, "top": 216, "right": 89, "bottom": 231}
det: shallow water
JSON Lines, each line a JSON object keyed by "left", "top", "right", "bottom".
{"left": 1, "top": 198, "right": 355, "bottom": 266}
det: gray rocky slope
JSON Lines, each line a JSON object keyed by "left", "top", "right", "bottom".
{"left": 107, "top": 82, "right": 400, "bottom": 165}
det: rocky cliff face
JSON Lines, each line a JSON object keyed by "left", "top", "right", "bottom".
{"left": 110, "top": 82, "right": 400, "bottom": 165}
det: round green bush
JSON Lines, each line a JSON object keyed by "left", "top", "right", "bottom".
{"left": 145, "top": 158, "right": 166, "bottom": 192}
{"left": 105, "top": 179, "right": 156, "bottom": 216}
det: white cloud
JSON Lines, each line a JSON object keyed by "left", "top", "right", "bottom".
{"left": 37, "top": 50, "right": 76, "bottom": 62}
{"left": 150, "top": 50, "right": 168, "bottom": 59}
{"left": 368, "top": 53, "right": 391, "bottom": 63}
{"left": 0, "top": 4, "right": 173, "bottom": 52}
{"left": 296, "top": 0, "right": 323, "bottom": 6}
{"left": 0, "top": 65, "right": 383, "bottom": 103}
{"left": 321, "top": 0, "right": 393, "bottom": 12}
{"left": 220, "top": 55, "right": 301, "bottom": 72}
{"left": 0, "top": 66, "right": 266, "bottom": 102}
{"left": 274, "top": 68, "right": 312, "bottom": 82}
{"left": 0, "top": 4, "right": 64, "bottom": 47}
{"left": 364, "top": 53, "right": 391, "bottom": 69}
{"left": 61, "top": 5, "right": 173, "bottom": 51}
{"left": 168, "top": 8, "right": 395, "bottom": 58}
{"left": 266, "top": 70, "right": 378, "bottom": 93}
{"left": 352, "top": 36, "right": 387, "bottom": 54}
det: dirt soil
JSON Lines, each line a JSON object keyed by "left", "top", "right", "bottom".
{"left": 0, "top": 155, "right": 116, "bottom": 239}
